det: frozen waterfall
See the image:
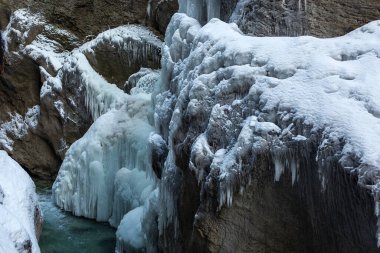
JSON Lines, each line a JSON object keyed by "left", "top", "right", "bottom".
{"left": 178, "top": 0, "right": 221, "bottom": 23}
{"left": 51, "top": 2, "right": 380, "bottom": 252}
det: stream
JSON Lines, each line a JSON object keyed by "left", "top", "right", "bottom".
{"left": 35, "top": 180, "right": 116, "bottom": 253}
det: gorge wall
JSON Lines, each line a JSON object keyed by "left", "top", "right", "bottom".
{"left": 1, "top": 0, "right": 379, "bottom": 178}
{"left": 0, "top": 1, "right": 169, "bottom": 178}
{"left": 233, "top": 0, "right": 380, "bottom": 37}
{"left": 1, "top": 1, "right": 380, "bottom": 253}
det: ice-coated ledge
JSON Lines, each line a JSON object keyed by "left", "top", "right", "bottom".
{"left": 0, "top": 151, "right": 41, "bottom": 253}
{"left": 155, "top": 12, "right": 380, "bottom": 244}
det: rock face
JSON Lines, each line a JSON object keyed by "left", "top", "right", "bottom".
{"left": 0, "top": 9, "right": 87, "bottom": 178}
{"left": 147, "top": 0, "right": 179, "bottom": 35}
{"left": 1, "top": 0, "right": 178, "bottom": 39}
{"left": 82, "top": 25, "right": 162, "bottom": 89}
{"left": 0, "top": 9, "right": 162, "bottom": 178}
{"left": 232, "top": 0, "right": 380, "bottom": 37}
{"left": 153, "top": 13, "right": 380, "bottom": 253}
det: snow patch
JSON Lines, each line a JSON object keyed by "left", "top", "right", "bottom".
{"left": 0, "top": 106, "right": 40, "bottom": 152}
{"left": 0, "top": 151, "right": 41, "bottom": 253}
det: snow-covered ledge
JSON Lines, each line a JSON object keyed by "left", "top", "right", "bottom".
{"left": 0, "top": 151, "right": 42, "bottom": 253}
{"left": 154, "top": 13, "right": 380, "bottom": 250}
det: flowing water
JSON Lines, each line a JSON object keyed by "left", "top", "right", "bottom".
{"left": 36, "top": 180, "right": 116, "bottom": 253}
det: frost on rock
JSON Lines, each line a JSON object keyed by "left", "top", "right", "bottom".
{"left": 154, "top": 13, "right": 380, "bottom": 245}
{"left": 0, "top": 151, "right": 41, "bottom": 253}
{"left": 0, "top": 106, "right": 40, "bottom": 152}
{"left": 229, "top": 0, "right": 251, "bottom": 23}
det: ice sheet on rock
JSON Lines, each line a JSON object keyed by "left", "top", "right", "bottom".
{"left": 80, "top": 24, "right": 162, "bottom": 68}
{"left": 0, "top": 151, "right": 41, "bottom": 253}
{"left": 62, "top": 52, "right": 128, "bottom": 119}
{"left": 155, "top": 13, "right": 380, "bottom": 240}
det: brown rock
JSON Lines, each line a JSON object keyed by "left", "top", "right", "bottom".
{"left": 234, "top": 0, "right": 380, "bottom": 37}
{"left": 1, "top": 0, "right": 177, "bottom": 39}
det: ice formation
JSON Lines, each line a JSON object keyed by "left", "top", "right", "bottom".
{"left": 5, "top": 8, "right": 164, "bottom": 252}
{"left": 81, "top": 24, "right": 162, "bottom": 71}
{"left": 3, "top": 9, "right": 162, "bottom": 120}
{"left": 154, "top": 13, "right": 380, "bottom": 244}
{"left": 52, "top": 74, "right": 159, "bottom": 252}
{"left": 8, "top": 3, "right": 380, "bottom": 252}
{"left": 127, "top": 68, "right": 160, "bottom": 95}
{"left": 52, "top": 93, "right": 154, "bottom": 220}
{"left": 178, "top": 0, "right": 221, "bottom": 23}
{"left": 0, "top": 151, "right": 41, "bottom": 253}
{"left": 230, "top": 0, "right": 251, "bottom": 23}
{"left": 52, "top": 39, "right": 160, "bottom": 253}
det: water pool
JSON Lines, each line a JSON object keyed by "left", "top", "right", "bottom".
{"left": 36, "top": 180, "right": 116, "bottom": 253}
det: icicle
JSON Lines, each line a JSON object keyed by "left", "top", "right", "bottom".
{"left": 274, "top": 156, "right": 285, "bottom": 182}
{"left": 291, "top": 159, "right": 298, "bottom": 185}
{"left": 53, "top": 95, "right": 155, "bottom": 222}
{"left": 147, "top": 0, "right": 152, "bottom": 19}
{"left": 206, "top": 0, "right": 221, "bottom": 21}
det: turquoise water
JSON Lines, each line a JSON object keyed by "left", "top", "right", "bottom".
{"left": 36, "top": 180, "right": 116, "bottom": 253}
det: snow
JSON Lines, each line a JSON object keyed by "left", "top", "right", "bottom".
{"left": 54, "top": 101, "right": 65, "bottom": 119}
{"left": 24, "top": 34, "right": 64, "bottom": 72}
{"left": 0, "top": 106, "right": 40, "bottom": 152}
{"left": 115, "top": 207, "right": 145, "bottom": 252}
{"left": 81, "top": 24, "right": 162, "bottom": 69}
{"left": 3, "top": 9, "right": 45, "bottom": 52}
{"left": 155, "top": 13, "right": 380, "bottom": 242}
{"left": 0, "top": 151, "right": 41, "bottom": 253}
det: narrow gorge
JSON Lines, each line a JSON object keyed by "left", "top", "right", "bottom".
{"left": 0, "top": 0, "right": 380, "bottom": 253}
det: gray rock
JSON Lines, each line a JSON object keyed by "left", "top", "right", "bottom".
{"left": 233, "top": 0, "right": 380, "bottom": 37}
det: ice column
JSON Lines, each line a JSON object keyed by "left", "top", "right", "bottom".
{"left": 178, "top": 0, "right": 221, "bottom": 23}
